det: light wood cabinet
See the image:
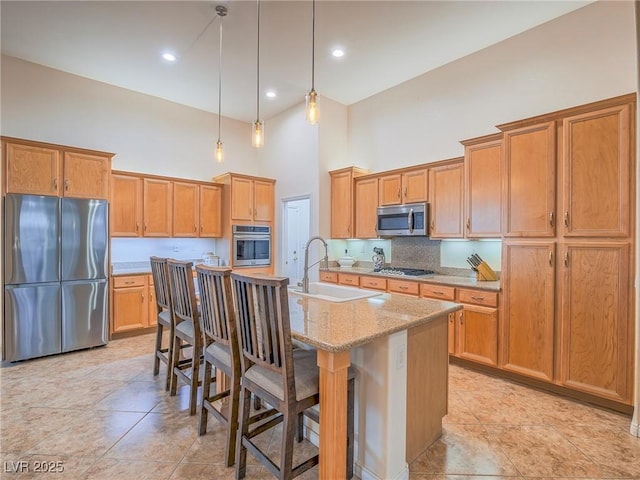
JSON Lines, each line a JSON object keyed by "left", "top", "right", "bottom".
{"left": 502, "top": 121, "right": 556, "bottom": 237}
{"left": 502, "top": 241, "right": 556, "bottom": 382}
{"left": 319, "top": 271, "right": 338, "bottom": 283}
{"left": 112, "top": 275, "right": 149, "bottom": 334}
{"left": 3, "top": 138, "right": 112, "bottom": 199}
{"left": 360, "top": 276, "right": 387, "bottom": 291}
{"left": 199, "top": 184, "right": 222, "bottom": 237}
{"left": 173, "top": 181, "right": 199, "bottom": 237}
{"left": 110, "top": 174, "right": 143, "bottom": 237}
{"left": 354, "top": 177, "right": 379, "bottom": 238}
{"left": 329, "top": 167, "right": 369, "bottom": 238}
{"left": 559, "top": 242, "right": 632, "bottom": 403}
{"left": 428, "top": 160, "right": 464, "bottom": 238}
{"left": 388, "top": 278, "right": 420, "bottom": 296}
{"left": 143, "top": 178, "right": 172, "bottom": 237}
{"left": 462, "top": 133, "right": 502, "bottom": 238}
{"left": 562, "top": 104, "right": 631, "bottom": 237}
{"left": 421, "top": 283, "right": 455, "bottom": 301}
{"left": 338, "top": 273, "right": 360, "bottom": 287}
{"left": 379, "top": 168, "right": 427, "bottom": 206}
{"left": 456, "top": 304, "right": 498, "bottom": 367}
{"left": 226, "top": 175, "right": 274, "bottom": 223}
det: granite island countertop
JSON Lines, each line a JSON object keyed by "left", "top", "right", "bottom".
{"left": 287, "top": 290, "right": 461, "bottom": 352}
{"left": 321, "top": 266, "right": 501, "bottom": 292}
{"left": 111, "top": 259, "right": 204, "bottom": 276}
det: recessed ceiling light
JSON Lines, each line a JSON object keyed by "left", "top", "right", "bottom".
{"left": 162, "top": 52, "right": 177, "bottom": 62}
{"left": 332, "top": 48, "right": 345, "bottom": 58}
{"left": 265, "top": 90, "right": 277, "bottom": 98}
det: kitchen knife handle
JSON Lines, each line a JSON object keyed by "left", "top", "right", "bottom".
{"left": 564, "top": 251, "right": 569, "bottom": 267}
{"left": 548, "top": 211, "right": 554, "bottom": 227}
{"left": 548, "top": 250, "right": 553, "bottom": 266}
{"left": 564, "top": 212, "right": 569, "bottom": 227}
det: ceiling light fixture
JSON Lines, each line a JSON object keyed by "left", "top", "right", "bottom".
{"left": 215, "top": 5, "right": 227, "bottom": 163}
{"left": 332, "top": 48, "right": 344, "bottom": 58}
{"left": 252, "top": 0, "right": 264, "bottom": 148}
{"left": 305, "top": 0, "right": 318, "bottom": 125}
{"left": 265, "top": 90, "right": 276, "bottom": 98}
{"left": 162, "top": 52, "right": 177, "bottom": 62}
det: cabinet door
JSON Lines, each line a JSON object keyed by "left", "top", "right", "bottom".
{"left": 253, "top": 179, "right": 274, "bottom": 222}
{"left": 63, "top": 152, "right": 110, "bottom": 199}
{"left": 354, "top": 177, "right": 379, "bottom": 238}
{"left": 330, "top": 170, "right": 354, "bottom": 238}
{"left": 503, "top": 122, "right": 556, "bottom": 237}
{"left": 562, "top": 104, "right": 631, "bottom": 237}
{"left": 457, "top": 305, "right": 498, "bottom": 366}
{"left": 402, "top": 169, "right": 427, "bottom": 204}
{"left": 143, "top": 178, "right": 172, "bottom": 237}
{"left": 112, "top": 286, "right": 148, "bottom": 333}
{"left": 379, "top": 174, "right": 402, "bottom": 206}
{"left": 465, "top": 139, "right": 502, "bottom": 237}
{"left": 5, "top": 142, "right": 60, "bottom": 195}
{"left": 231, "top": 176, "right": 254, "bottom": 221}
{"left": 110, "top": 174, "right": 143, "bottom": 237}
{"left": 559, "top": 242, "right": 631, "bottom": 403}
{"left": 173, "top": 182, "right": 199, "bottom": 237}
{"left": 199, "top": 184, "right": 222, "bottom": 237}
{"left": 428, "top": 162, "right": 464, "bottom": 238}
{"left": 502, "top": 241, "right": 555, "bottom": 381}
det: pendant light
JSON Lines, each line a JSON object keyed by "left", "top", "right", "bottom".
{"left": 252, "top": 0, "right": 264, "bottom": 147}
{"left": 305, "top": 0, "right": 318, "bottom": 125}
{"left": 215, "top": 5, "right": 227, "bottom": 163}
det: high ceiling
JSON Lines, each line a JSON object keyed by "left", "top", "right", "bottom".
{"left": 1, "top": 1, "right": 593, "bottom": 123}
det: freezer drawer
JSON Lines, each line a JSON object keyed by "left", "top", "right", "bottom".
{"left": 4, "top": 194, "right": 60, "bottom": 285}
{"left": 4, "top": 284, "right": 62, "bottom": 362}
{"left": 61, "top": 279, "right": 108, "bottom": 352}
{"left": 61, "top": 198, "right": 108, "bottom": 281}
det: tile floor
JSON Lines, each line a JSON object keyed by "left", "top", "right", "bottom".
{"left": 0, "top": 333, "right": 638, "bottom": 479}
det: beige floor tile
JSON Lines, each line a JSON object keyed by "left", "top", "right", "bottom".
{"left": 95, "top": 380, "right": 165, "bottom": 412}
{"left": 0, "top": 453, "right": 96, "bottom": 479}
{"left": 168, "top": 462, "right": 235, "bottom": 479}
{"left": 79, "top": 458, "right": 177, "bottom": 480}
{"left": 443, "top": 391, "right": 479, "bottom": 425}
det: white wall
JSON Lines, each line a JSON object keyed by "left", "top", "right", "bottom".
{"left": 348, "top": 1, "right": 637, "bottom": 172}
{"left": 0, "top": 55, "right": 259, "bottom": 182}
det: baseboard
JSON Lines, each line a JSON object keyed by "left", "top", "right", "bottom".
{"left": 356, "top": 462, "right": 409, "bottom": 480}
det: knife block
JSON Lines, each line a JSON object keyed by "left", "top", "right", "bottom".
{"left": 476, "top": 261, "right": 499, "bottom": 281}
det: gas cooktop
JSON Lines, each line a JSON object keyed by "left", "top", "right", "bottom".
{"left": 374, "top": 267, "right": 434, "bottom": 276}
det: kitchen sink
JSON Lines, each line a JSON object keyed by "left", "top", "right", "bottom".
{"left": 288, "top": 282, "right": 381, "bottom": 303}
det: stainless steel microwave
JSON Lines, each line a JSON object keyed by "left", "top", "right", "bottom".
{"left": 376, "top": 202, "right": 429, "bottom": 237}
{"left": 232, "top": 225, "right": 271, "bottom": 266}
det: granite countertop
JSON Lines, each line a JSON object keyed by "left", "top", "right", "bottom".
{"left": 288, "top": 292, "right": 461, "bottom": 352}
{"left": 321, "top": 266, "right": 501, "bottom": 292}
{"left": 112, "top": 259, "right": 204, "bottom": 276}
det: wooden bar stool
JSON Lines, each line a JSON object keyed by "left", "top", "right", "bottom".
{"left": 231, "top": 272, "right": 355, "bottom": 480}
{"left": 150, "top": 256, "right": 173, "bottom": 391}
{"left": 167, "top": 259, "right": 203, "bottom": 416}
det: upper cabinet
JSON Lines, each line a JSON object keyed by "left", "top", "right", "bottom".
{"left": 111, "top": 171, "right": 222, "bottom": 238}
{"left": 214, "top": 173, "right": 275, "bottom": 224}
{"left": 501, "top": 121, "right": 556, "bottom": 237}
{"left": 461, "top": 133, "right": 502, "bottom": 238}
{"left": 354, "top": 176, "right": 379, "bottom": 239}
{"left": 562, "top": 104, "right": 631, "bottom": 237}
{"left": 143, "top": 178, "right": 173, "bottom": 237}
{"left": 329, "top": 167, "right": 369, "bottom": 238}
{"left": 428, "top": 160, "right": 464, "bottom": 239}
{"left": 111, "top": 173, "right": 143, "bottom": 237}
{"left": 378, "top": 168, "right": 427, "bottom": 206}
{"left": 3, "top": 137, "right": 112, "bottom": 199}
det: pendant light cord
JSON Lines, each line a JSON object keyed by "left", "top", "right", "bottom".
{"left": 311, "top": 0, "right": 315, "bottom": 91}
{"left": 256, "top": 0, "right": 260, "bottom": 120}
{"left": 217, "top": 9, "right": 224, "bottom": 141}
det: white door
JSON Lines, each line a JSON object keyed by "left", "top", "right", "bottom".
{"left": 282, "top": 197, "right": 310, "bottom": 284}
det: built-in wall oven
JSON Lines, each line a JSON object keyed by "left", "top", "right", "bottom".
{"left": 232, "top": 225, "right": 271, "bottom": 267}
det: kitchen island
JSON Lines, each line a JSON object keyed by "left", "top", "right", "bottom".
{"left": 287, "top": 290, "right": 461, "bottom": 480}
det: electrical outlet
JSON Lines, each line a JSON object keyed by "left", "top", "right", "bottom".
{"left": 173, "top": 244, "right": 179, "bottom": 252}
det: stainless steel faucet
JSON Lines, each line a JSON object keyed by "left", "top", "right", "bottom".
{"left": 299, "top": 236, "right": 328, "bottom": 293}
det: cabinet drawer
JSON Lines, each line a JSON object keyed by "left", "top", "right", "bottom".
{"left": 457, "top": 288, "right": 498, "bottom": 307}
{"left": 388, "top": 279, "right": 419, "bottom": 296}
{"left": 421, "top": 283, "right": 455, "bottom": 300}
{"left": 114, "top": 275, "right": 146, "bottom": 288}
{"left": 320, "top": 271, "right": 338, "bottom": 283}
{"left": 338, "top": 273, "right": 360, "bottom": 287}
{"left": 360, "top": 276, "right": 387, "bottom": 291}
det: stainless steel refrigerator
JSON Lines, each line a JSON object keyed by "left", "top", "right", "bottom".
{"left": 4, "top": 194, "right": 109, "bottom": 362}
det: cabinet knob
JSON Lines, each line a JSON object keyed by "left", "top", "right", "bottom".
{"left": 549, "top": 211, "right": 554, "bottom": 227}
{"left": 64, "top": 179, "right": 70, "bottom": 191}
{"left": 403, "top": 187, "right": 407, "bottom": 198}
{"left": 141, "top": 293, "right": 144, "bottom": 302}
{"left": 564, "top": 211, "right": 569, "bottom": 227}
{"left": 548, "top": 250, "right": 553, "bottom": 266}
{"left": 193, "top": 224, "right": 197, "bottom": 232}
{"left": 471, "top": 295, "right": 485, "bottom": 302}
{"left": 459, "top": 312, "right": 464, "bottom": 325}
{"left": 52, "top": 178, "right": 58, "bottom": 190}
{"left": 135, "top": 222, "right": 139, "bottom": 231}
{"left": 466, "top": 218, "right": 470, "bottom": 231}
{"left": 397, "top": 189, "right": 401, "bottom": 199}
{"left": 564, "top": 251, "right": 569, "bottom": 267}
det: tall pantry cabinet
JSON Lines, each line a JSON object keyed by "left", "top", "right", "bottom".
{"left": 499, "top": 94, "right": 635, "bottom": 406}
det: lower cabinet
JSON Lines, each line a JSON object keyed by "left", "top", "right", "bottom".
{"left": 111, "top": 274, "right": 155, "bottom": 335}
{"left": 455, "top": 304, "right": 498, "bottom": 366}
